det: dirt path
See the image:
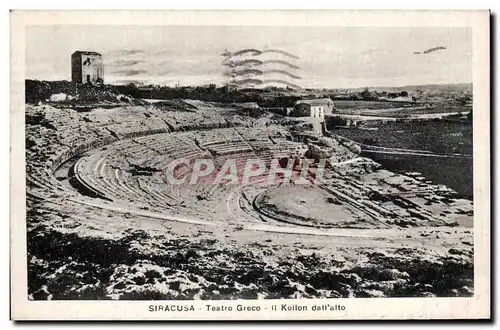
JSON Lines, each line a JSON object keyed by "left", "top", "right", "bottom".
{"left": 71, "top": 197, "right": 464, "bottom": 244}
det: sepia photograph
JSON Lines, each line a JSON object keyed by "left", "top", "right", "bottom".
{"left": 10, "top": 10, "right": 490, "bottom": 320}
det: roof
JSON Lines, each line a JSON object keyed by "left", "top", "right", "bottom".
{"left": 72, "top": 51, "right": 102, "bottom": 56}
{"left": 295, "top": 98, "right": 333, "bottom": 106}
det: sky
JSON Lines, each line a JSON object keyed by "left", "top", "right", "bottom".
{"left": 25, "top": 25, "right": 472, "bottom": 89}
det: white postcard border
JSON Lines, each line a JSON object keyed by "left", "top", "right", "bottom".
{"left": 10, "top": 10, "right": 490, "bottom": 320}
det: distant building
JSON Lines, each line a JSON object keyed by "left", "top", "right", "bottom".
{"left": 292, "top": 98, "right": 336, "bottom": 119}
{"left": 71, "top": 51, "right": 103, "bottom": 84}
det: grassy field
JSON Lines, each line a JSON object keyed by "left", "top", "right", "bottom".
{"left": 390, "top": 106, "right": 471, "bottom": 116}
{"left": 333, "top": 100, "right": 471, "bottom": 117}
{"left": 366, "top": 106, "right": 472, "bottom": 118}
{"left": 334, "top": 119, "right": 473, "bottom": 155}
{"left": 333, "top": 100, "right": 410, "bottom": 110}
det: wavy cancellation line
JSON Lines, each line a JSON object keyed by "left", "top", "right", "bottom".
{"left": 227, "top": 69, "right": 302, "bottom": 80}
{"left": 229, "top": 78, "right": 301, "bottom": 89}
{"left": 222, "top": 48, "right": 301, "bottom": 88}
{"left": 224, "top": 59, "right": 300, "bottom": 70}
{"left": 226, "top": 48, "right": 300, "bottom": 60}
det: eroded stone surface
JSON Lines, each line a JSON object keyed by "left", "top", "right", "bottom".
{"left": 25, "top": 100, "right": 474, "bottom": 300}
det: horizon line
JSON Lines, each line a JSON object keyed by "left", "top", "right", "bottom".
{"left": 25, "top": 78, "right": 473, "bottom": 91}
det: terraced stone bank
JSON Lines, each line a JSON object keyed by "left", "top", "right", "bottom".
{"left": 25, "top": 101, "right": 474, "bottom": 300}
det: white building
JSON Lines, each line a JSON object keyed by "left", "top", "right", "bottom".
{"left": 292, "top": 98, "right": 335, "bottom": 119}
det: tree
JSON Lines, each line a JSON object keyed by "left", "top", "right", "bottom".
{"left": 360, "top": 88, "right": 372, "bottom": 100}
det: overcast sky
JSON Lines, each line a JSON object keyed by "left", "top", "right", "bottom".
{"left": 26, "top": 25, "right": 472, "bottom": 89}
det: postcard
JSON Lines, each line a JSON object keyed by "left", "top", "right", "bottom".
{"left": 10, "top": 10, "right": 490, "bottom": 320}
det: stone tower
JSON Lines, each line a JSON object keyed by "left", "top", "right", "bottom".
{"left": 71, "top": 51, "right": 103, "bottom": 84}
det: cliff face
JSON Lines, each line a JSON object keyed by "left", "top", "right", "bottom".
{"left": 305, "top": 144, "right": 331, "bottom": 162}
{"left": 303, "top": 136, "right": 359, "bottom": 164}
